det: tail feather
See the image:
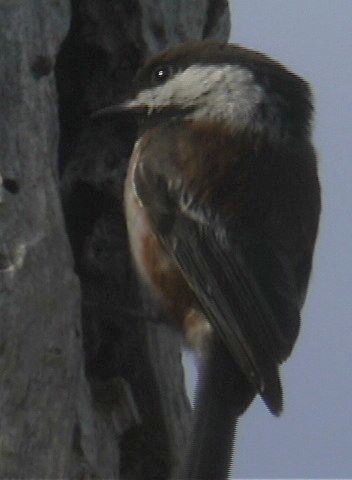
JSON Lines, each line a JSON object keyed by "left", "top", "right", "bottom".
{"left": 177, "top": 336, "right": 256, "bottom": 480}
{"left": 261, "top": 366, "right": 283, "bottom": 416}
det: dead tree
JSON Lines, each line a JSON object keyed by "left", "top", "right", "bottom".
{"left": 0, "top": 1, "right": 230, "bottom": 478}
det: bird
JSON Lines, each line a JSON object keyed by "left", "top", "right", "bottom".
{"left": 95, "top": 40, "right": 321, "bottom": 479}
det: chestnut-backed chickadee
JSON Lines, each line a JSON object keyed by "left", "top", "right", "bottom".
{"left": 97, "top": 41, "right": 321, "bottom": 479}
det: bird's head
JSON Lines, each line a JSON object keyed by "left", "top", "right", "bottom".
{"left": 96, "top": 41, "right": 313, "bottom": 140}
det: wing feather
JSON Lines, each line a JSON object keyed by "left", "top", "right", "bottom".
{"left": 133, "top": 124, "right": 302, "bottom": 414}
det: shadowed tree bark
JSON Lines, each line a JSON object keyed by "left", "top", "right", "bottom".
{"left": 0, "top": 1, "right": 230, "bottom": 478}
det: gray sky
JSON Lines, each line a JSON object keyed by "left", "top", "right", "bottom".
{"left": 229, "top": 1, "right": 352, "bottom": 477}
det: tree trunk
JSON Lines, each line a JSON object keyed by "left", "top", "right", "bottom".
{"left": 0, "top": 1, "right": 230, "bottom": 478}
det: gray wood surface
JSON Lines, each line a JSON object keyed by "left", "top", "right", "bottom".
{"left": 0, "top": 1, "right": 230, "bottom": 478}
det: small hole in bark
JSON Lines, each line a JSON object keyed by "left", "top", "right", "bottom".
{"left": 151, "top": 22, "right": 165, "bottom": 43}
{"left": 31, "top": 55, "right": 52, "bottom": 79}
{"left": 0, "top": 253, "right": 11, "bottom": 270}
{"left": 3, "top": 178, "right": 19, "bottom": 194}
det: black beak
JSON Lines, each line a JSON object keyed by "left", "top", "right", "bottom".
{"left": 90, "top": 103, "right": 129, "bottom": 120}
{"left": 90, "top": 100, "right": 147, "bottom": 120}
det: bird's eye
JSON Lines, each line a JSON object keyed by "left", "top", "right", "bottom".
{"left": 151, "top": 64, "right": 173, "bottom": 84}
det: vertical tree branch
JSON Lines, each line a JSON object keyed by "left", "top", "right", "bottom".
{"left": 1, "top": 1, "right": 230, "bottom": 478}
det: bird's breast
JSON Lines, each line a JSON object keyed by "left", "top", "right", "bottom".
{"left": 124, "top": 138, "right": 152, "bottom": 284}
{"left": 124, "top": 137, "right": 211, "bottom": 346}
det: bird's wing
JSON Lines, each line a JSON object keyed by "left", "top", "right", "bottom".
{"left": 133, "top": 124, "right": 301, "bottom": 414}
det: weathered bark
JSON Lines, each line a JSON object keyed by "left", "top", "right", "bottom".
{"left": 1, "top": 1, "right": 230, "bottom": 478}
{"left": 0, "top": 1, "right": 80, "bottom": 478}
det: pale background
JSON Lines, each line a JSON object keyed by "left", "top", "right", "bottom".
{"left": 184, "top": 1, "right": 352, "bottom": 477}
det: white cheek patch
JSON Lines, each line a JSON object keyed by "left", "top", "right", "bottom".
{"left": 127, "top": 65, "right": 264, "bottom": 129}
